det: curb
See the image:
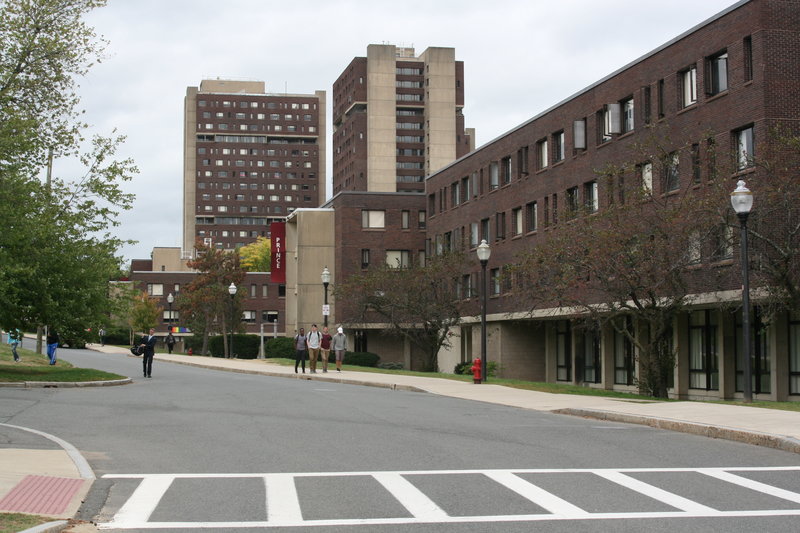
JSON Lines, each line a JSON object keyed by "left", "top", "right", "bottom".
{"left": 18, "top": 520, "right": 69, "bottom": 533}
{"left": 0, "top": 378, "right": 132, "bottom": 389}
{"left": 160, "top": 357, "right": 427, "bottom": 393}
{"left": 554, "top": 407, "right": 800, "bottom": 455}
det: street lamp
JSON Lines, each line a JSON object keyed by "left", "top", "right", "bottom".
{"left": 731, "top": 180, "right": 754, "bottom": 403}
{"left": 476, "top": 239, "right": 491, "bottom": 383}
{"left": 321, "top": 266, "right": 331, "bottom": 328}
{"left": 228, "top": 282, "right": 237, "bottom": 358}
{"left": 166, "top": 292, "right": 174, "bottom": 330}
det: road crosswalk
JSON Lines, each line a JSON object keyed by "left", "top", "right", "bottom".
{"left": 99, "top": 466, "right": 800, "bottom": 529}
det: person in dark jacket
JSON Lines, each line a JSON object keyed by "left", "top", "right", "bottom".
{"left": 46, "top": 329, "right": 59, "bottom": 365}
{"left": 139, "top": 328, "right": 158, "bottom": 378}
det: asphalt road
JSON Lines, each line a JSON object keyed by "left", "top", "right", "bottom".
{"left": 2, "top": 345, "right": 799, "bottom": 532}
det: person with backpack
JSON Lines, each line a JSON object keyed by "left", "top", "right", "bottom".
{"left": 294, "top": 327, "right": 308, "bottom": 374}
{"left": 306, "top": 324, "right": 322, "bottom": 373}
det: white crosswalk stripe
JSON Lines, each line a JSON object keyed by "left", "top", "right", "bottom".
{"left": 99, "top": 466, "right": 800, "bottom": 529}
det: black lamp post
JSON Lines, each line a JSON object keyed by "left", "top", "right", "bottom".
{"left": 731, "top": 180, "right": 754, "bottom": 402}
{"left": 166, "top": 292, "right": 174, "bottom": 329}
{"left": 321, "top": 266, "right": 331, "bottom": 328}
{"left": 476, "top": 239, "right": 491, "bottom": 383}
{"left": 228, "top": 282, "right": 237, "bottom": 358}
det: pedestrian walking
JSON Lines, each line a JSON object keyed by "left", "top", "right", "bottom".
{"left": 294, "top": 328, "right": 308, "bottom": 374}
{"left": 306, "top": 324, "right": 322, "bottom": 373}
{"left": 46, "top": 329, "right": 59, "bottom": 365}
{"left": 139, "top": 328, "right": 157, "bottom": 378}
{"left": 320, "top": 326, "right": 332, "bottom": 373}
{"left": 99, "top": 327, "right": 106, "bottom": 346}
{"left": 166, "top": 332, "right": 175, "bottom": 354}
{"left": 332, "top": 326, "right": 348, "bottom": 372}
{"left": 8, "top": 329, "right": 21, "bottom": 362}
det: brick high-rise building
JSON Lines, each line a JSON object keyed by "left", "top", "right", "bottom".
{"left": 183, "top": 79, "right": 326, "bottom": 254}
{"left": 332, "top": 45, "right": 473, "bottom": 195}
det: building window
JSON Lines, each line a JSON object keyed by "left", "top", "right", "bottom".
{"left": 565, "top": 187, "right": 579, "bottom": 219}
{"left": 489, "top": 162, "right": 499, "bottom": 190}
{"left": 743, "top": 36, "right": 753, "bottom": 82}
{"left": 536, "top": 138, "right": 548, "bottom": 169}
{"left": 681, "top": 66, "right": 697, "bottom": 107}
{"left": 735, "top": 126, "right": 755, "bottom": 170}
{"left": 584, "top": 181, "right": 598, "bottom": 213}
{"left": 517, "top": 146, "right": 529, "bottom": 176}
{"left": 386, "top": 250, "right": 410, "bottom": 268}
{"left": 712, "top": 224, "right": 734, "bottom": 261}
{"left": 663, "top": 152, "right": 680, "bottom": 193}
{"left": 480, "top": 218, "right": 490, "bottom": 243}
{"left": 657, "top": 78, "right": 665, "bottom": 118}
{"left": 501, "top": 157, "right": 512, "bottom": 185}
{"left": 361, "top": 249, "right": 370, "bottom": 269}
{"left": 361, "top": 210, "right": 385, "bottom": 229}
{"left": 163, "top": 310, "right": 179, "bottom": 323}
{"left": 511, "top": 207, "right": 523, "bottom": 236}
{"left": 418, "top": 210, "right": 426, "bottom": 229}
{"left": 640, "top": 162, "right": 653, "bottom": 194}
{"left": 735, "top": 311, "right": 770, "bottom": 395}
{"left": 242, "top": 311, "right": 256, "bottom": 323}
{"left": 691, "top": 143, "right": 702, "bottom": 183}
{"left": 643, "top": 86, "right": 652, "bottom": 125}
{"left": 789, "top": 313, "right": 800, "bottom": 395}
{"left": 553, "top": 131, "right": 565, "bottom": 163}
{"left": 525, "top": 201, "right": 537, "bottom": 233}
{"left": 490, "top": 268, "right": 500, "bottom": 296}
{"left": 401, "top": 210, "right": 410, "bottom": 229}
{"left": 689, "top": 310, "right": 718, "bottom": 390}
{"left": 706, "top": 50, "right": 728, "bottom": 95}
{"left": 621, "top": 97, "right": 634, "bottom": 133}
{"left": 462, "top": 274, "right": 473, "bottom": 299}
{"left": 451, "top": 181, "right": 460, "bottom": 206}
{"left": 582, "top": 329, "right": 601, "bottom": 384}
{"left": 613, "top": 320, "right": 634, "bottom": 385}
{"left": 262, "top": 284, "right": 268, "bottom": 298}
{"left": 495, "top": 212, "right": 506, "bottom": 241}
{"left": 147, "top": 283, "right": 163, "bottom": 296}
{"left": 556, "top": 321, "right": 571, "bottom": 382}
{"left": 470, "top": 222, "right": 479, "bottom": 248}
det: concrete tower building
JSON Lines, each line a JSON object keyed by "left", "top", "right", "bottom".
{"left": 183, "top": 79, "right": 326, "bottom": 254}
{"left": 332, "top": 45, "right": 473, "bottom": 195}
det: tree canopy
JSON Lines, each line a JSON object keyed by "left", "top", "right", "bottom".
{"left": 0, "top": 0, "right": 137, "bottom": 344}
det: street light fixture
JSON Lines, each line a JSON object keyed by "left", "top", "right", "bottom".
{"left": 228, "top": 282, "right": 237, "bottom": 359}
{"left": 476, "top": 239, "right": 491, "bottom": 383}
{"left": 731, "top": 180, "right": 754, "bottom": 403}
{"left": 321, "top": 266, "right": 331, "bottom": 328}
{"left": 166, "top": 292, "right": 174, "bottom": 329}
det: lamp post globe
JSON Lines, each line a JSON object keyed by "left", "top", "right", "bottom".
{"left": 166, "top": 292, "right": 174, "bottom": 327}
{"left": 731, "top": 180, "right": 753, "bottom": 402}
{"left": 476, "top": 239, "right": 491, "bottom": 383}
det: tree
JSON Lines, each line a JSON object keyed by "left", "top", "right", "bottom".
{"left": 334, "top": 252, "right": 468, "bottom": 372}
{"left": 129, "top": 291, "right": 161, "bottom": 337}
{"left": 0, "top": 0, "right": 137, "bottom": 343}
{"left": 178, "top": 242, "right": 245, "bottom": 357}
{"left": 239, "top": 237, "right": 271, "bottom": 272}
{"left": 512, "top": 128, "right": 721, "bottom": 398}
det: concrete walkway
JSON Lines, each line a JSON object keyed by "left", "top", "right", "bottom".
{"left": 2, "top": 343, "right": 799, "bottom": 532}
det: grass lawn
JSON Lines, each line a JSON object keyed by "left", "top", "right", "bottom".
{"left": 0, "top": 513, "right": 54, "bottom": 533}
{"left": 0, "top": 344, "right": 125, "bottom": 382}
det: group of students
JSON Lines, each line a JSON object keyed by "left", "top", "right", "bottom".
{"left": 293, "top": 324, "right": 348, "bottom": 374}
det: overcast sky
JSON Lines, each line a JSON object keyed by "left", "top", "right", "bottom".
{"left": 69, "top": 0, "right": 740, "bottom": 265}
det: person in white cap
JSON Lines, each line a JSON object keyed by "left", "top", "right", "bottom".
{"left": 331, "top": 325, "right": 348, "bottom": 372}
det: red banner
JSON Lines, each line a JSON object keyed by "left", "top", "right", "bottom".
{"left": 270, "top": 222, "right": 286, "bottom": 283}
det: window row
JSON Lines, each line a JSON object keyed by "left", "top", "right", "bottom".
{"left": 198, "top": 100, "right": 315, "bottom": 110}
{"left": 361, "top": 209, "right": 426, "bottom": 230}
{"left": 199, "top": 123, "right": 317, "bottom": 133}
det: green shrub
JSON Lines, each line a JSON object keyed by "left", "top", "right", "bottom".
{"left": 265, "top": 337, "right": 295, "bottom": 358}
{"left": 207, "top": 334, "right": 261, "bottom": 358}
{"left": 343, "top": 351, "right": 380, "bottom": 367}
{"left": 104, "top": 327, "right": 131, "bottom": 346}
{"left": 454, "top": 362, "right": 471, "bottom": 375}
{"left": 377, "top": 362, "right": 403, "bottom": 370}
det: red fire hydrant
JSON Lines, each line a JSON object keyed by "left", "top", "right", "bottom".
{"left": 470, "top": 358, "right": 482, "bottom": 384}
{"left": 187, "top": 348, "right": 193, "bottom": 356}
